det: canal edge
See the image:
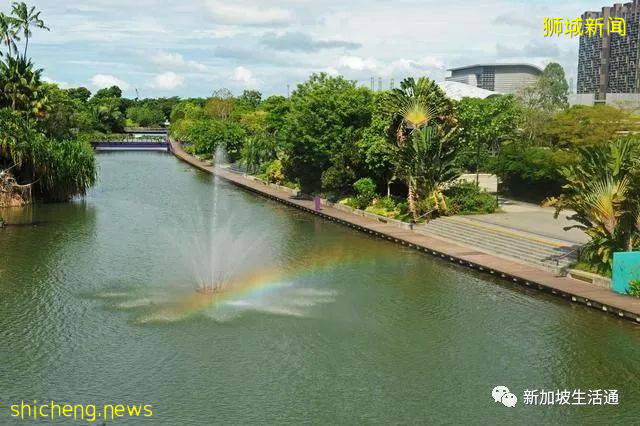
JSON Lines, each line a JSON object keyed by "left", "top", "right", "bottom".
{"left": 168, "top": 140, "right": 640, "bottom": 324}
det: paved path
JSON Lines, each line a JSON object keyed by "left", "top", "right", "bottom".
{"left": 466, "top": 198, "right": 588, "bottom": 244}
{"left": 169, "top": 141, "right": 640, "bottom": 323}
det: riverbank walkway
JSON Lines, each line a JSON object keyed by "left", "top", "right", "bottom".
{"left": 169, "top": 140, "right": 640, "bottom": 322}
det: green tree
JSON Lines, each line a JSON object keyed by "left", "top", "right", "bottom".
{"left": 456, "top": 95, "right": 521, "bottom": 177}
{"left": 205, "top": 88, "right": 234, "bottom": 119}
{"left": 520, "top": 62, "right": 569, "bottom": 112}
{"left": 180, "top": 119, "right": 246, "bottom": 160}
{"left": 126, "top": 105, "right": 165, "bottom": 127}
{"left": 170, "top": 101, "right": 203, "bottom": 123}
{"left": 237, "top": 89, "right": 262, "bottom": 110}
{"left": 281, "top": 73, "right": 372, "bottom": 193}
{"left": 66, "top": 87, "right": 91, "bottom": 103}
{"left": 239, "top": 109, "right": 268, "bottom": 134}
{"left": 359, "top": 91, "right": 395, "bottom": 195}
{"left": 351, "top": 177, "right": 377, "bottom": 209}
{"left": 491, "top": 144, "right": 576, "bottom": 201}
{"left": 546, "top": 105, "right": 640, "bottom": 148}
{"left": 260, "top": 95, "right": 289, "bottom": 134}
{"left": 0, "top": 5, "right": 96, "bottom": 205}
{"left": 397, "top": 124, "right": 460, "bottom": 219}
{"left": 90, "top": 98, "right": 124, "bottom": 133}
{"left": 39, "top": 82, "right": 79, "bottom": 139}
{"left": 87, "top": 85, "right": 125, "bottom": 132}
{"left": 241, "top": 133, "right": 276, "bottom": 174}
{"left": 91, "top": 85, "right": 122, "bottom": 101}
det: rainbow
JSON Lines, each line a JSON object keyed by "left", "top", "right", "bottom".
{"left": 136, "top": 245, "right": 376, "bottom": 323}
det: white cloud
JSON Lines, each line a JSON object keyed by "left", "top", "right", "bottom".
{"left": 32, "top": 0, "right": 586, "bottom": 97}
{"left": 150, "top": 72, "right": 185, "bottom": 90}
{"left": 338, "top": 56, "right": 378, "bottom": 72}
{"left": 152, "top": 51, "right": 207, "bottom": 72}
{"left": 323, "top": 67, "right": 340, "bottom": 76}
{"left": 232, "top": 66, "right": 257, "bottom": 86}
{"left": 42, "top": 76, "right": 70, "bottom": 89}
{"left": 203, "top": 1, "right": 293, "bottom": 26}
{"left": 386, "top": 57, "right": 446, "bottom": 74}
{"left": 90, "top": 74, "right": 129, "bottom": 90}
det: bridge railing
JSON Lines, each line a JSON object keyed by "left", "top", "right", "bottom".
{"left": 124, "top": 127, "right": 169, "bottom": 134}
{"left": 91, "top": 141, "right": 170, "bottom": 150}
{"left": 92, "top": 139, "right": 167, "bottom": 143}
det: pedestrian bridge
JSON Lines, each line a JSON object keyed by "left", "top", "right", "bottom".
{"left": 124, "top": 127, "right": 168, "bottom": 135}
{"left": 91, "top": 141, "right": 170, "bottom": 152}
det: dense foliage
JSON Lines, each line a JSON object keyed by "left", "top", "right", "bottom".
{"left": 0, "top": 3, "right": 96, "bottom": 203}
{"left": 550, "top": 138, "right": 640, "bottom": 274}
{"left": 456, "top": 95, "right": 520, "bottom": 172}
{"left": 281, "top": 73, "right": 372, "bottom": 193}
{"left": 444, "top": 182, "right": 498, "bottom": 215}
{"left": 163, "top": 61, "right": 640, "bottom": 276}
{"left": 165, "top": 63, "right": 637, "bottom": 222}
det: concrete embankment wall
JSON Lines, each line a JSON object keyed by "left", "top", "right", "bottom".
{"left": 168, "top": 140, "right": 640, "bottom": 324}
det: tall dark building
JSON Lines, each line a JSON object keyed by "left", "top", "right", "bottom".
{"left": 577, "top": 1, "right": 640, "bottom": 97}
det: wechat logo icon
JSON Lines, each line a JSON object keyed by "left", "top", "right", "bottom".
{"left": 492, "top": 385, "right": 517, "bottom": 408}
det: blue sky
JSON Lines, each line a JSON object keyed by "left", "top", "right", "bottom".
{"left": 6, "top": 0, "right": 614, "bottom": 98}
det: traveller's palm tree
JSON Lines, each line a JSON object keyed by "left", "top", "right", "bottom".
{"left": 398, "top": 124, "right": 460, "bottom": 217}
{"left": 552, "top": 139, "right": 640, "bottom": 273}
{"left": 385, "top": 77, "right": 458, "bottom": 220}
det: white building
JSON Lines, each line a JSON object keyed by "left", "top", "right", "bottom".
{"left": 436, "top": 80, "right": 498, "bottom": 101}
{"left": 446, "top": 64, "right": 542, "bottom": 94}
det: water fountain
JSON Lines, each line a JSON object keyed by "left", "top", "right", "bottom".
{"left": 195, "top": 271, "right": 229, "bottom": 295}
{"left": 190, "top": 145, "right": 266, "bottom": 296}
{"left": 92, "top": 145, "right": 346, "bottom": 323}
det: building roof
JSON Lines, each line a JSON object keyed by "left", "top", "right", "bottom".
{"left": 447, "top": 63, "right": 543, "bottom": 74}
{"left": 437, "top": 81, "right": 500, "bottom": 101}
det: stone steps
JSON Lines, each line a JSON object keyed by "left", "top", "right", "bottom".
{"left": 416, "top": 217, "right": 579, "bottom": 274}
{"left": 419, "top": 218, "right": 571, "bottom": 257}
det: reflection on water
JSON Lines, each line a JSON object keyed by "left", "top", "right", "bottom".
{"left": 1, "top": 152, "right": 640, "bottom": 424}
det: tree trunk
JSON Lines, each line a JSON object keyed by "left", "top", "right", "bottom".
{"left": 24, "top": 36, "right": 29, "bottom": 59}
{"left": 476, "top": 139, "right": 481, "bottom": 186}
{"left": 408, "top": 179, "right": 418, "bottom": 222}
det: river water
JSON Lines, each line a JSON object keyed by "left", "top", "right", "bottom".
{"left": 1, "top": 152, "right": 639, "bottom": 424}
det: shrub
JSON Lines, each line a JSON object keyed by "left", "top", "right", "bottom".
{"left": 0, "top": 110, "right": 96, "bottom": 202}
{"left": 321, "top": 165, "right": 356, "bottom": 195}
{"left": 491, "top": 144, "right": 577, "bottom": 201}
{"left": 416, "top": 196, "right": 437, "bottom": 218}
{"left": 373, "top": 196, "right": 396, "bottom": 211}
{"left": 352, "top": 177, "right": 377, "bottom": 209}
{"left": 264, "top": 159, "right": 285, "bottom": 185}
{"left": 628, "top": 280, "right": 640, "bottom": 298}
{"left": 173, "top": 118, "right": 246, "bottom": 161}
{"left": 365, "top": 196, "right": 401, "bottom": 218}
{"left": 445, "top": 182, "right": 498, "bottom": 215}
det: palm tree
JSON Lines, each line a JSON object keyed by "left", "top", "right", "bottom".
{"left": 552, "top": 138, "right": 640, "bottom": 273}
{"left": 0, "top": 55, "right": 46, "bottom": 113}
{"left": 90, "top": 101, "right": 124, "bottom": 133}
{"left": 0, "top": 13, "right": 20, "bottom": 58}
{"left": 11, "top": 2, "right": 49, "bottom": 59}
{"left": 385, "top": 77, "right": 458, "bottom": 221}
